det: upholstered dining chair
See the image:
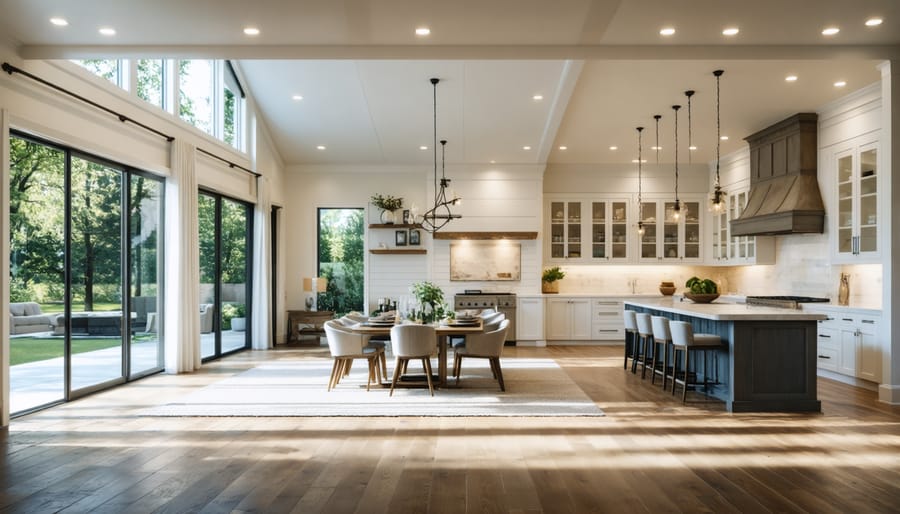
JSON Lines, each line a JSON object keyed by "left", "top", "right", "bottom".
{"left": 389, "top": 324, "right": 438, "bottom": 396}
{"left": 323, "top": 320, "right": 384, "bottom": 391}
{"left": 453, "top": 319, "right": 510, "bottom": 391}
{"left": 338, "top": 315, "right": 388, "bottom": 378}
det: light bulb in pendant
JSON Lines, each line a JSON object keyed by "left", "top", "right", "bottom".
{"left": 637, "top": 221, "right": 645, "bottom": 236}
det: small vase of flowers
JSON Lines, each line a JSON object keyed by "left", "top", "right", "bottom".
{"left": 410, "top": 281, "right": 447, "bottom": 324}
{"left": 371, "top": 193, "right": 403, "bottom": 224}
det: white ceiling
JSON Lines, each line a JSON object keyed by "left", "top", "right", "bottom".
{"left": 0, "top": 0, "right": 897, "bottom": 166}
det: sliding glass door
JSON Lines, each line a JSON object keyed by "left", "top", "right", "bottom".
{"left": 8, "top": 133, "right": 165, "bottom": 415}
{"left": 199, "top": 191, "right": 252, "bottom": 360}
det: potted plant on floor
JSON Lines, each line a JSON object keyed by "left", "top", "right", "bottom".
{"left": 542, "top": 266, "right": 565, "bottom": 294}
{"left": 223, "top": 303, "right": 247, "bottom": 331}
{"left": 371, "top": 193, "right": 403, "bottom": 224}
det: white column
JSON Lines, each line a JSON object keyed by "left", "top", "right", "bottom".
{"left": 878, "top": 60, "right": 899, "bottom": 404}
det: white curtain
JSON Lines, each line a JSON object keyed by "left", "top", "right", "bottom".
{"left": 1, "top": 109, "right": 11, "bottom": 425}
{"left": 251, "top": 176, "right": 271, "bottom": 349}
{"left": 164, "top": 140, "right": 201, "bottom": 373}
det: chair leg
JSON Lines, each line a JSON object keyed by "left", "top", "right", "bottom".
{"left": 380, "top": 351, "right": 388, "bottom": 380}
{"left": 492, "top": 357, "right": 506, "bottom": 392}
{"left": 672, "top": 349, "right": 681, "bottom": 396}
{"left": 422, "top": 358, "right": 435, "bottom": 396}
{"left": 623, "top": 331, "right": 630, "bottom": 369}
{"left": 640, "top": 336, "right": 651, "bottom": 379}
{"left": 650, "top": 341, "right": 659, "bottom": 385}
{"left": 662, "top": 342, "right": 670, "bottom": 390}
{"left": 682, "top": 350, "right": 690, "bottom": 403}
{"left": 328, "top": 359, "right": 341, "bottom": 391}
{"left": 365, "top": 358, "right": 374, "bottom": 391}
{"left": 454, "top": 355, "right": 462, "bottom": 384}
{"left": 389, "top": 358, "right": 405, "bottom": 397}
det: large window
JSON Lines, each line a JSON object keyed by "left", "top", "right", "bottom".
{"left": 8, "top": 133, "right": 164, "bottom": 416}
{"left": 179, "top": 59, "right": 214, "bottom": 135}
{"left": 136, "top": 59, "right": 165, "bottom": 107}
{"left": 223, "top": 62, "right": 243, "bottom": 150}
{"left": 199, "top": 192, "right": 252, "bottom": 360}
{"left": 317, "top": 208, "right": 364, "bottom": 316}
{"left": 73, "top": 59, "right": 124, "bottom": 88}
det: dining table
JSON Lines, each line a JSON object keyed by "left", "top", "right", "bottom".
{"left": 348, "top": 319, "right": 484, "bottom": 387}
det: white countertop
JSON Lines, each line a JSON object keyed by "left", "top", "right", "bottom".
{"left": 623, "top": 297, "right": 827, "bottom": 321}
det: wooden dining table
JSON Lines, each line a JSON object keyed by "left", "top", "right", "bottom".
{"left": 349, "top": 320, "right": 484, "bottom": 387}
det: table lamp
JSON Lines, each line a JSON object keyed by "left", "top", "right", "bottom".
{"left": 303, "top": 276, "right": 328, "bottom": 311}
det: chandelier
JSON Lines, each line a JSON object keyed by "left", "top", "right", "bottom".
{"left": 710, "top": 69, "right": 726, "bottom": 212}
{"left": 420, "top": 77, "right": 461, "bottom": 233}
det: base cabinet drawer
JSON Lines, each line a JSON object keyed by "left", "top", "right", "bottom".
{"left": 817, "top": 347, "right": 838, "bottom": 372}
{"left": 592, "top": 325, "right": 624, "bottom": 340}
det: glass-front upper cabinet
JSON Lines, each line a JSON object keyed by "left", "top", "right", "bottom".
{"left": 639, "top": 198, "right": 702, "bottom": 262}
{"left": 549, "top": 200, "right": 582, "bottom": 260}
{"left": 729, "top": 191, "right": 755, "bottom": 261}
{"left": 590, "top": 201, "right": 629, "bottom": 262}
{"left": 834, "top": 142, "right": 879, "bottom": 262}
{"left": 709, "top": 187, "right": 774, "bottom": 266}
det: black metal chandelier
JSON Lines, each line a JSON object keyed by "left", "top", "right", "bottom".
{"left": 420, "top": 77, "right": 461, "bottom": 233}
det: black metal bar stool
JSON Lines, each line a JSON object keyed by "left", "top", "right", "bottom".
{"left": 650, "top": 315, "right": 673, "bottom": 389}
{"left": 634, "top": 313, "right": 655, "bottom": 379}
{"left": 668, "top": 321, "right": 726, "bottom": 403}
{"left": 622, "top": 310, "right": 639, "bottom": 371}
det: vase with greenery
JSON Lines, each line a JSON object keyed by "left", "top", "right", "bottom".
{"left": 371, "top": 193, "right": 403, "bottom": 224}
{"left": 410, "top": 281, "right": 446, "bottom": 324}
{"left": 542, "top": 266, "right": 565, "bottom": 294}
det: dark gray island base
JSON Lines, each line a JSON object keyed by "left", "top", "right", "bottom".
{"left": 624, "top": 298, "right": 827, "bottom": 413}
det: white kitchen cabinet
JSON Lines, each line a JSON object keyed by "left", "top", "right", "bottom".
{"left": 812, "top": 308, "right": 881, "bottom": 382}
{"left": 589, "top": 200, "right": 630, "bottom": 262}
{"left": 516, "top": 297, "right": 544, "bottom": 341}
{"left": 547, "top": 200, "right": 584, "bottom": 261}
{"left": 709, "top": 188, "right": 774, "bottom": 265}
{"left": 833, "top": 140, "right": 880, "bottom": 263}
{"left": 591, "top": 298, "right": 625, "bottom": 340}
{"left": 546, "top": 198, "right": 630, "bottom": 263}
{"left": 546, "top": 297, "right": 592, "bottom": 340}
{"left": 638, "top": 196, "right": 703, "bottom": 263}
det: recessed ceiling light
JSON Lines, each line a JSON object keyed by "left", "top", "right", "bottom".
{"left": 651, "top": 146, "right": 662, "bottom": 150}
{"left": 785, "top": 75, "right": 798, "bottom": 82}
{"left": 243, "top": 27, "right": 260, "bottom": 36}
{"left": 659, "top": 27, "right": 676, "bottom": 36}
{"left": 415, "top": 27, "right": 431, "bottom": 36}
{"left": 558, "top": 146, "right": 567, "bottom": 150}
{"left": 609, "top": 146, "right": 618, "bottom": 151}
{"left": 865, "top": 18, "right": 883, "bottom": 27}
{"left": 631, "top": 159, "right": 648, "bottom": 163}
{"left": 720, "top": 136, "right": 729, "bottom": 141}
{"left": 419, "top": 146, "right": 428, "bottom": 150}
{"left": 533, "top": 94, "right": 544, "bottom": 101}
{"left": 834, "top": 80, "right": 847, "bottom": 88}
{"left": 523, "top": 146, "right": 532, "bottom": 150}
{"left": 316, "top": 145, "right": 326, "bottom": 150}
{"left": 98, "top": 27, "right": 116, "bottom": 36}
{"left": 689, "top": 146, "right": 697, "bottom": 151}
{"left": 722, "top": 27, "right": 739, "bottom": 36}
{"left": 50, "top": 17, "right": 69, "bottom": 27}
{"left": 291, "top": 94, "right": 303, "bottom": 101}
{"left": 822, "top": 27, "right": 840, "bottom": 36}
{"left": 490, "top": 160, "right": 496, "bottom": 164}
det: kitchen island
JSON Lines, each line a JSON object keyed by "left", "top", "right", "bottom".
{"left": 624, "top": 297, "right": 827, "bottom": 413}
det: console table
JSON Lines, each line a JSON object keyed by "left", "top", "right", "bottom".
{"left": 286, "top": 310, "right": 334, "bottom": 344}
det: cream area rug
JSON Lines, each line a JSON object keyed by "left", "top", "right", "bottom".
{"left": 143, "top": 357, "right": 604, "bottom": 417}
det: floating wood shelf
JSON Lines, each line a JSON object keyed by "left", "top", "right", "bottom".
{"left": 432, "top": 231, "right": 538, "bottom": 240}
{"left": 369, "top": 249, "right": 427, "bottom": 255}
{"left": 368, "top": 223, "right": 423, "bottom": 229}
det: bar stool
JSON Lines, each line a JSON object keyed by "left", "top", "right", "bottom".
{"left": 650, "top": 316, "right": 673, "bottom": 389}
{"left": 668, "top": 321, "right": 725, "bottom": 403}
{"left": 634, "top": 313, "right": 654, "bottom": 379}
{"left": 622, "top": 310, "right": 639, "bottom": 370}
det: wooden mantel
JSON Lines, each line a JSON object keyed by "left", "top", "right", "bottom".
{"left": 432, "top": 231, "right": 538, "bottom": 240}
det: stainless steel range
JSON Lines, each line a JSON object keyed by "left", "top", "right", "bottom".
{"left": 745, "top": 296, "right": 830, "bottom": 309}
{"left": 454, "top": 291, "right": 516, "bottom": 343}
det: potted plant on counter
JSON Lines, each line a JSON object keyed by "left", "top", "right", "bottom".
{"left": 684, "top": 276, "right": 719, "bottom": 303}
{"left": 542, "top": 266, "right": 566, "bottom": 294}
{"left": 371, "top": 193, "right": 403, "bottom": 224}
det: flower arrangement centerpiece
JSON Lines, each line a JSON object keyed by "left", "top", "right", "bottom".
{"left": 410, "top": 281, "right": 447, "bottom": 324}
{"left": 371, "top": 193, "right": 403, "bottom": 224}
{"left": 541, "top": 266, "right": 566, "bottom": 294}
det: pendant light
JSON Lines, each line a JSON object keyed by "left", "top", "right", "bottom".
{"left": 710, "top": 69, "right": 726, "bottom": 212}
{"left": 672, "top": 104, "right": 682, "bottom": 221}
{"left": 420, "top": 77, "right": 461, "bottom": 233}
{"left": 636, "top": 126, "right": 645, "bottom": 236}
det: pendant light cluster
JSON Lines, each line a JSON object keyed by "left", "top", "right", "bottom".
{"left": 632, "top": 68, "right": 726, "bottom": 235}
{"left": 420, "top": 77, "right": 462, "bottom": 233}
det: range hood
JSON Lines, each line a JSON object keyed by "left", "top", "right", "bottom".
{"left": 730, "top": 113, "right": 825, "bottom": 237}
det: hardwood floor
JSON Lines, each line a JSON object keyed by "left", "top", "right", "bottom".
{"left": 2, "top": 345, "right": 899, "bottom": 513}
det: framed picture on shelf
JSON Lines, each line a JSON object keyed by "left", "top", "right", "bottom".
{"left": 409, "top": 229, "right": 421, "bottom": 246}
{"left": 395, "top": 230, "right": 408, "bottom": 246}
{"left": 402, "top": 209, "right": 410, "bottom": 224}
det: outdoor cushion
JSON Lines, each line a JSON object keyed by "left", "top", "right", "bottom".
{"left": 23, "top": 302, "right": 42, "bottom": 316}
{"left": 10, "top": 303, "right": 26, "bottom": 317}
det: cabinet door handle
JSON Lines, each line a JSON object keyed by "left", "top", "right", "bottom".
{"left": 596, "top": 329, "right": 619, "bottom": 333}
{"left": 595, "top": 301, "right": 618, "bottom": 306}
{"left": 818, "top": 355, "right": 831, "bottom": 359}
{"left": 861, "top": 319, "right": 875, "bottom": 324}
{"left": 819, "top": 334, "right": 831, "bottom": 338}
{"left": 842, "top": 318, "right": 853, "bottom": 322}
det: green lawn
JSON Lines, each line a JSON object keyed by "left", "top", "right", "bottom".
{"left": 10, "top": 336, "right": 154, "bottom": 366}
{"left": 37, "top": 302, "right": 122, "bottom": 314}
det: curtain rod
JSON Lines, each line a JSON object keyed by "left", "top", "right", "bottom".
{"left": 196, "top": 147, "right": 261, "bottom": 178}
{"left": 2, "top": 61, "right": 174, "bottom": 142}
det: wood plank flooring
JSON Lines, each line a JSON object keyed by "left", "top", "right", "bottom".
{"left": 2, "top": 345, "right": 899, "bottom": 513}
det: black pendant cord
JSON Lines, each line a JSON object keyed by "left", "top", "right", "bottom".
{"left": 672, "top": 104, "right": 681, "bottom": 208}
{"left": 636, "top": 126, "right": 645, "bottom": 234}
{"left": 653, "top": 115, "right": 662, "bottom": 165}
{"left": 685, "top": 90, "right": 695, "bottom": 164}
{"left": 714, "top": 70, "right": 724, "bottom": 193}
{"left": 2, "top": 61, "right": 173, "bottom": 143}
{"left": 432, "top": 78, "right": 439, "bottom": 212}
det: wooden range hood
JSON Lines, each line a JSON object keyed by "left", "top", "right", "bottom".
{"left": 432, "top": 231, "right": 538, "bottom": 240}
{"left": 731, "top": 113, "right": 825, "bottom": 237}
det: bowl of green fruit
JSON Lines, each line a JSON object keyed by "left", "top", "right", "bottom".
{"left": 683, "top": 276, "right": 719, "bottom": 303}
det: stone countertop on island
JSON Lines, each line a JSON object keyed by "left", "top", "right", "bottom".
{"left": 623, "top": 297, "right": 827, "bottom": 321}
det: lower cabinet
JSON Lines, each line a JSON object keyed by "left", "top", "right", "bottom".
{"left": 516, "top": 296, "right": 545, "bottom": 341}
{"left": 591, "top": 298, "right": 625, "bottom": 340}
{"left": 814, "top": 309, "right": 881, "bottom": 383}
{"left": 546, "top": 298, "right": 592, "bottom": 340}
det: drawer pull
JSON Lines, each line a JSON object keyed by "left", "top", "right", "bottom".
{"left": 861, "top": 319, "right": 875, "bottom": 324}
{"left": 819, "top": 334, "right": 831, "bottom": 338}
{"left": 842, "top": 318, "right": 853, "bottom": 322}
{"left": 818, "top": 355, "right": 831, "bottom": 359}
{"left": 595, "top": 312, "right": 617, "bottom": 316}
{"left": 595, "top": 301, "right": 619, "bottom": 305}
{"left": 596, "top": 329, "right": 619, "bottom": 333}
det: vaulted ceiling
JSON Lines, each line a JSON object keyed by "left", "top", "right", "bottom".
{"left": 1, "top": 0, "right": 897, "bottom": 166}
